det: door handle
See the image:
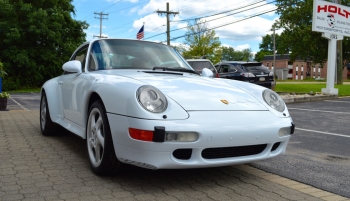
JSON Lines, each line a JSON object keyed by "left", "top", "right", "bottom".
{"left": 58, "top": 81, "right": 63, "bottom": 85}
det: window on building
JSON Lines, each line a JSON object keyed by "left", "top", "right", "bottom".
{"left": 266, "top": 62, "right": 269, "bottom": 67}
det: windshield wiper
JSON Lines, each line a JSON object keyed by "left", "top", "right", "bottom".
{"left": 153, "top": 66, "right": 199, "bottom": 75}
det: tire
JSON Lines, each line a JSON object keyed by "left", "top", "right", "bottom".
{"left": 86, "top": 100, "right": 122, "bottom": 176}
{"left": 40, "top": 92, "right": 57, "bottom": 136}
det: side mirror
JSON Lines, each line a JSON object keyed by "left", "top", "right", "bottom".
{"left": 62, "top": 60, "right": 82, "bottom": 73}
{"left": 202, "top": 68, "right": 214, "bottom": 78}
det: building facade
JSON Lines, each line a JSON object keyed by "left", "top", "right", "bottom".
{"left": 261, "top": 54, "right": 349, "bottom": 80}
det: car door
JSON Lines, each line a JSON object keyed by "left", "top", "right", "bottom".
{"left": 218, "top": 64, "right": 230, "bottom": 78}
{"left": 58, "top": 45, "right": 88, "bottom": 126}
{"left": 218, "top": 64, "right": 239, "bottom": 80}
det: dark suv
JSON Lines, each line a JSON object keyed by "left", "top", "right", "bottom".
{"left": 215, "top": 61, "right": 274, "bottom": 89}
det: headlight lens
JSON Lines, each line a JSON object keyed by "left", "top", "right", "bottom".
{"left": 262, "top": 89, "right": 285, "bottom": 112}
{"left": 137, "top": 85, "right": 168, "bottom": 113}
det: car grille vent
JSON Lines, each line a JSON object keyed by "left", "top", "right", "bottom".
{"left": 271, "top": 142, "right": 281, "bottom": 151}
{"left": 119, "top": 158, "right": 157, "bottom": 169}
{"left": 173, "top": 149, "right": 192, "bottom": 160}
{"left": 201, "top": 144, "right": 267, "bottom": 159}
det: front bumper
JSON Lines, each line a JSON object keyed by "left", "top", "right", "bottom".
{"left": 107, "top": 111, "right": 292, "bottom": 169}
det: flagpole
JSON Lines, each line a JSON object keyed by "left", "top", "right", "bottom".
{"left": 142, "top": 22, "right": 145, "bottom": 40}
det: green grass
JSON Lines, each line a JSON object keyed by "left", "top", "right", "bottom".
{"left": 275, "top": 83, "right": 350, "bottom": 96}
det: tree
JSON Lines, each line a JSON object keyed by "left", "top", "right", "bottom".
{"left": 0, "top": 0, "right": 88, "bottom": 90}
{"left": 221, "top": 46, "right": 235, "bottom": 61}
{"left": 237, "top": 48, "right": 253, "bottom": 61}
{"left": 182, "top": 20, "right": 221, "bottom": 64}
{"left": 254, "top": 32, "right": 290, "bottom": 61}
{"left": 275, "top": 0, "right": 350, "bottom": 64}
{"left": 255, "top": 50, "right": 272, "bottom": 62}
{"left": 275, "top": 0, "right": 350, "bottom": 84}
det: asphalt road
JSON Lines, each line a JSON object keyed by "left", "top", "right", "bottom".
{"left": 5, "top": 92, "right": 350, "bottom": 198}
{"left": 252, "top": 98, "right": 350, "bottom": 198}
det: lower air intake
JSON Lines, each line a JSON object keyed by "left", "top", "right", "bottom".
{"left": 271, "top": 142, "right": 281, "bottom": 151}
{"left": 202, "top": 144, "right": 267, "bottom": 159}
{"left": 173, "top": 149, "right": 192, "bottom": 160}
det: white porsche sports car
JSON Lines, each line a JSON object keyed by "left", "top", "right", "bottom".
{"left": 40, "top": 38, "right": 294, "bottom": 175}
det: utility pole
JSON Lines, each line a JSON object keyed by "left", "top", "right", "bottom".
{"left": 156, "top": 2, "right": 179, "bottom": 45}
{"left": 94, "top": 12, "right": 108, "bottom": 39}
{"left": 273, "top": 26, "right": 276, "bottom": 85}
{"left": 334, "top": 0, "right": 343, "bottom": 85}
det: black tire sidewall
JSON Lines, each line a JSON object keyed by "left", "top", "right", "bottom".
{"left": 87, "top": 100, "right": 120, "bottom": 175}
{"left": 40, "top": 93, "right": 54, "bottom": 136}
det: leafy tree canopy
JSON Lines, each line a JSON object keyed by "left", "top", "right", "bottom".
{"left": 182, "top": 20, "right": 222, "bottom": 64}
{"left": 274, "top": 0, "right": 350, "bottom": 64}
{"left": 254, "top": 33, "right": 289, "bottom": 61}
{"left": 0, "top": 0, "right": 88, "bottom": 90}
{"left": 219, "top": 46, "right": 253, "bottom": 62}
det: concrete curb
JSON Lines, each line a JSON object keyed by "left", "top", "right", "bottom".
{"left": 280, "top": 94, "right": 338, "bottom": 104}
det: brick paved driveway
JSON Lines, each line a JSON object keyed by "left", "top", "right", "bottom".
{"left": 0, "top": 110, "right": 348, "bottom": 201}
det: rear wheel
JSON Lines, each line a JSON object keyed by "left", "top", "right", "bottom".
{"left": 40, "top": 92, "right": 57, "bottom": 136}
{"left": 86, "top": 100, "right": 122, "bottom": 175}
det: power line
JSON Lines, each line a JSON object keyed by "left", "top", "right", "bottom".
{"left": 103, "top": 0, "right": 271, "bottom": 39}
{"left": 145, "top": 1, "right": 276, "bottom": 40}
{"left": 171, "top": 0, "right": 266, "bottom": 22}
{"left": 167, "top": 8, "right": 277, "bottom": 42}
{"left": 104, "top": 0, "right": 259, "bottom": 37}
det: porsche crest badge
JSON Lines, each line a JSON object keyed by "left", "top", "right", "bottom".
{"left": 221, "top": 100, "right": 229, "bottom": 105}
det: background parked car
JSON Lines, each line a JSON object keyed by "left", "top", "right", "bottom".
{"left": 215, "top": 61, "right": 274, "bottom": 89}
{"left": 186, "top": 59, "right": 219, "bottom": 78}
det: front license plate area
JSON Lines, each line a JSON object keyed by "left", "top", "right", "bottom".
{"left": 259, "top": 77, "right": 265, "bottom": 81}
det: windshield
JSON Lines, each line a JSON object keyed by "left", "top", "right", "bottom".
{"left": 88, "top": 39, "right": 192, "bottom": 71}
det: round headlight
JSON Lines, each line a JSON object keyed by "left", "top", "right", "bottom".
{"left": 262, "top": 89, "right": 285, "bottom": 112}
{"left": 137, "top": 85, "right": 168, "bottom": 113}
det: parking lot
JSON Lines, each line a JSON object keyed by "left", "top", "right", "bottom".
{"left": 0, "top": 93, "right": 349, "bottom": 201}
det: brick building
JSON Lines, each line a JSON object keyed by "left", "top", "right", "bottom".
{"left": 261, "top": 54, "right": 349, "bottom": 80}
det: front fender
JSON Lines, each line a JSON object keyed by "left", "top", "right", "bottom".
{"left": 90, "top": 75, "right": 189, "bottom": 120}
{"left": 216, "top": 78, "right": 290, "bottom": 118}
{"left": 41, "top": 77, "right": 62, "bottom": 123}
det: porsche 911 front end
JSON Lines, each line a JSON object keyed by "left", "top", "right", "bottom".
{"left": 41, "top": 38, "right": 294, "bottom": 175}
{"left": 104, "top": 73, "right": 294, "bottom": 170}
{"left": 107, "top": 109, "right": 293, "bottom": 169}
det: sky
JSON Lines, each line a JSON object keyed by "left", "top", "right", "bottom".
{"left": 71, "top": 0, "right": 281, "bottom": 53}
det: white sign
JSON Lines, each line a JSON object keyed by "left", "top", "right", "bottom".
{"left": 312, "top": 0, "right": 350, "bottom": 37}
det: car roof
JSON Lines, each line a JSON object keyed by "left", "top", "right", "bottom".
{"left": 186, "top": 59, "right": 211, "bottom": 62}
{"left": 217, "top": 61, "right": 262, "bottom": 65}
{"left": 220, "top": 61, "right": 260, "bottom": 64}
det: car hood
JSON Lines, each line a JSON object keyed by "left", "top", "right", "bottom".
{"left": 108, "top": 70, "right": 268, "bottom": 111}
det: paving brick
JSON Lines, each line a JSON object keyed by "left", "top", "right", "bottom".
{"left": 0, "top": 110, "right": 346, "bottom": 201}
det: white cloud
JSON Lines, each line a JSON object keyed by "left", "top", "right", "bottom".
{"left": 81, "top": 0, "right": 279, "bottom": 51}
{"left": 133, "top": 13, "right": 166, "bottom": 32}
{"left": 235, "top": 44, "right": 251, "bottom": 51}
{"left": 131, "top": 0, "right": 278, "bottom": 43}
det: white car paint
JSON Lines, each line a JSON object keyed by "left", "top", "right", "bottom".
{"left": 41, "top": 38, "right": 294, "bottom": 171}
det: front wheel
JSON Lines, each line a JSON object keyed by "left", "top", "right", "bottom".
{"left": 40, "top": 92, "right": 57, "bottom": 136}
{"left": 86, "top": 100, "right": 122, "bottom": 175}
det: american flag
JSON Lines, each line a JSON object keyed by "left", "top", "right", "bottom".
{"left": 136, "top": 25, "right": 144, "bottom": 40}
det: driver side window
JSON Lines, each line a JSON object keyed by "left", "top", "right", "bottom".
{"left": 72, "top": 46, "right": 88, "bottom": 72}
